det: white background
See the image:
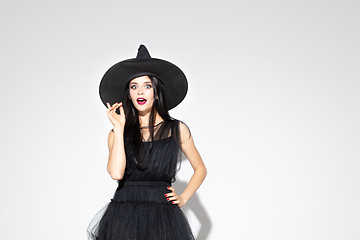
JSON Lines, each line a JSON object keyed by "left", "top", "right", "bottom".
{"left": 1, "top": 1, "right": 359, "bottom": 239}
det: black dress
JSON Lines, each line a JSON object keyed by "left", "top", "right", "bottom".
{"left": 87, "top": 119, "right": 195, "bottom": 240}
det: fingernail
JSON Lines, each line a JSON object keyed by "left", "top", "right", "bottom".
{"left": 167, "top": 186, "right": 170, "bottom": 189}
{"left": 172, "top": 201, "right": 175, "bottom": 204}
{"left": 167, "top": 198, "right": 169, "bottom": 201}
{"left": 164, "top": 194, "right": 168, "bottom": 197}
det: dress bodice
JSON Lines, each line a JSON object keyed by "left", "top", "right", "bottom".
{"left": 122, "top": 119, "right": 181, "bottom": 183}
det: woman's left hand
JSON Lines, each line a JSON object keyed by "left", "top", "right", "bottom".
{"left": 165, "top": 186, "right": 187, "bottom": 208}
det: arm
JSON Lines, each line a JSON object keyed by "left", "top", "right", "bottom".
{"left": 106, "top": 102, "right": 126, "bottom": 180}
{"left": 107, "top": 127, "right": 126, "bottom": 180}
{"left": 167, "top": 123, "right": 207, "bottom": 207}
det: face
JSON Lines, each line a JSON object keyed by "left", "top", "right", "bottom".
{"left": 129, "top": 76, "right": 155, "bottom": 113}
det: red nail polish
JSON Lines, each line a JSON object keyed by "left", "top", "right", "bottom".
{"left": 167, "top": 187, "right": 170, "bottom": 189}
{"left": 167, "top": 198, "right": 169, "bottom": 201}
{"left": 172, "top": 201, "right": 175, "bottom": 204}
{"left": 164, "top": 194, "right": 168, "bottom": 197}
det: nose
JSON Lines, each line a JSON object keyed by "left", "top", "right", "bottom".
{"left": 137, "top": 87, "right": 143, "bottom": 95}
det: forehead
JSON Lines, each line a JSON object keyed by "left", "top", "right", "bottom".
{"left": 130, "top": 76, "right": 151, "bottom": 84}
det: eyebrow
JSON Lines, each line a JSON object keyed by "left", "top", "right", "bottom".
{"left": 130, "top": 81, "right": 152, "bottom": 85}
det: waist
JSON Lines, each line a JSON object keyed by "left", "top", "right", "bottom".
{"left": 119, "top": 180, "right": 171, "bottom": 188}
{"left": 112, "top": 181, "right": 172, "bottom": 203}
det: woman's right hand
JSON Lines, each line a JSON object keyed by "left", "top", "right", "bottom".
{"left": 106, "top": 102, "right": 126, "bottom": 129}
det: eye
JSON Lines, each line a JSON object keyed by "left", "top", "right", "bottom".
{"left": 130, "top": 85, "right": 137, "bottom": 90}
{"left": 145, "top": 84, "right": 152, "bottom": 89}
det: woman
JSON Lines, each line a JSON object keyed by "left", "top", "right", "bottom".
{"left": 88, "top": 45, "right": 207, "bottom": 240}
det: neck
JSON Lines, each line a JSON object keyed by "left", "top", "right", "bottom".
{"left": 138, "top": 110, "right": 163, "bottom": 127}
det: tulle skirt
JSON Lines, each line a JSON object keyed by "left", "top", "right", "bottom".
{"left": 87, "top": 181, "right": 195, "bottom": 240}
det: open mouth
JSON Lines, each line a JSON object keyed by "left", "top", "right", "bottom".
{"left": 136, "top": 98, "right": 147, "bottom": 105}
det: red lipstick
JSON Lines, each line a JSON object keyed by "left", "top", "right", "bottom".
{"left": 136, "top": 98, "right": 147, "bottom": 105}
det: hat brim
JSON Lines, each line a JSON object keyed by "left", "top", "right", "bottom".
{"left": 99, "top": 58, "right": 188, "bottom": 110}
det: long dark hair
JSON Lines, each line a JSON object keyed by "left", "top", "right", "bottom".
{"left": 124, "top": 76, "right": 171, "bottom": 170}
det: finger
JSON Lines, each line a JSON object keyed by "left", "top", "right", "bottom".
{"left": 167, "top": 196, "right": 178, "bottom": 201}
{"left": 108, "top": 102, "right": 116, "bottom": 110}
{"left": 106, "top": 102, "right": 111, "bottom": 108}
{"left": 108, "top": 103, "right": 116, "bottom": 111}
{"left": 167, "top": 186, "right": 175, "bottom": 192}
{"left": 106, "top": 105, "right": 112, "bottom": 114}
{"left": 110, "top": 103, "right": 119, "bottom": 112}
{"left": 164, "top": 192, "right": 174, "bottom": 198}
{"left": 119, "top": 106, "right": 125, "bottom": 115}
{"left": 107, "top": 106, "right": 115, "bottom": 114}
{"left": 118, "top": 102, "right": 124, "bottom": 112}
{"left": 171, "top": 199, "right": 180, "bottom": 205}
{"left": 115, "top": 102, "right": 122, "bottom": 109}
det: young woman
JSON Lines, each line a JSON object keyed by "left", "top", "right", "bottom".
{"left": 88, "top": 45, "right": 207, "bottom": 240}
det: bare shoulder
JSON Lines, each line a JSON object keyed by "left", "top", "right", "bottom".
{"left": 178, "top": 121, "right": 192, "bottom": 144}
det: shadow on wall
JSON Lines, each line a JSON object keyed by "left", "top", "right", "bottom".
{"left": 173, "top": 179, "right": 212, "bottom": 240}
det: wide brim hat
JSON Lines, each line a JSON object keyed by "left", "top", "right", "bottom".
{"left": 99, "top": 45, "right": 188, "bottom": 110}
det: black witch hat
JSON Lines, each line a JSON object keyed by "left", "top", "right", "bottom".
{"left": 99, "top": 45, "right": 188, "bottom": 110}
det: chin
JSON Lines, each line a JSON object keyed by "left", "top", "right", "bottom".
{"left": 135, "top": 105, "right": 152, "bottom": 113}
